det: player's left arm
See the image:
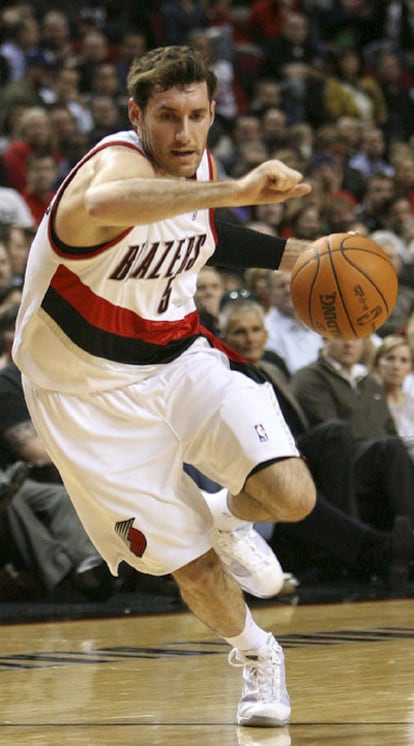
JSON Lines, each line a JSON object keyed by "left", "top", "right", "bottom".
{"left": 208, "top": 153, "right": 311, "bottom": 271}
{"left": 211, "top": 218, "right": 311, "bottom": 271}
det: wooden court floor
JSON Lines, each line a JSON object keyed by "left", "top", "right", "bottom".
{"left": 0, "top": 597, "right": 413, "bottom": 745}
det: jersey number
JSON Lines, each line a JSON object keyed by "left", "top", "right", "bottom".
{"left": 157, "top": 277, "right": 174, "bottom": 314}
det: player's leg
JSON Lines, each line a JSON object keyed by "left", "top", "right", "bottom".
{"left": 184, "top": 463, "right": 289, "bottom": 598}
{"left": 230, "top": 455, "right": 316, "bottom": 524}
{"left": 173, "top": 546, "right": 291, "bottom": 727}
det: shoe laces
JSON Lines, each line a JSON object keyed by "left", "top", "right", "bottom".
{"left": 228, "top": 641, "right": 283, "bottom": 699}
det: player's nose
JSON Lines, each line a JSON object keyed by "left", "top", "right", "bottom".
{"left": 175, "top": 120, "right": 191, "bottom": 142}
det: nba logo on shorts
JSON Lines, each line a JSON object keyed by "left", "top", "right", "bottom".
{"left": 255, "top": 423, "right": 269, "bottom": 442}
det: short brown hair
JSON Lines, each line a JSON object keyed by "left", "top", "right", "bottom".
{"left": 127, "top": 45, "right": 217, "bottom": 110}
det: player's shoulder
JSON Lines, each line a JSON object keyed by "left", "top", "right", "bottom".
{"left": 88, "top": 134, "right": 155, "bottom": 181}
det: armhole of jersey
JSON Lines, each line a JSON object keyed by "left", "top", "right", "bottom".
{"left": 48, "top": 139, "right": 142, "bottom": 259}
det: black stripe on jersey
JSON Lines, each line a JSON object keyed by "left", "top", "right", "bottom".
{"left": 41, "top": 287, "right": 199, "bottom": 365}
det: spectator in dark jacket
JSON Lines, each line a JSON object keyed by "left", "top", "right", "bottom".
{"left": 291, "top": 337, "right": 414, "bottom": 529}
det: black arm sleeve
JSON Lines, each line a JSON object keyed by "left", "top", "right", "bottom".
{"left": 208, "top": 218, "right": 287, "bottom": 270}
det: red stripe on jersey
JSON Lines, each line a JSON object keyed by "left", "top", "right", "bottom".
{"left": 50, "top": 265, "right": 201, "bottom": 344}
{"left": 199, "top": 325, "right": 247, "bottom": 363}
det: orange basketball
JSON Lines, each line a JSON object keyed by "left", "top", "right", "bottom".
{"left": 290, "top": 233, "right": 398, "bottom": 339}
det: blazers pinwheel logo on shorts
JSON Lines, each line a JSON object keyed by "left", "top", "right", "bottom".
{"left": 115, "top": 518, "right": 147, "bottom": 558}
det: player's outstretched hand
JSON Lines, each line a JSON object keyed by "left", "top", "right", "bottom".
{"left": 237, "top": 160, "right": 311, "bottom": 206}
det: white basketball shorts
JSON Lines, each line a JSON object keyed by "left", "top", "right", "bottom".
{"left": 23, "top": 338, "right": 299, "bottom": 576}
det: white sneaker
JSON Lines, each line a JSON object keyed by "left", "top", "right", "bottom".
{"left": 229, "top": 634, "right": 291, "bottom": 727}
{"left": 214, "top": 525, "right": 285, "bottom": 598}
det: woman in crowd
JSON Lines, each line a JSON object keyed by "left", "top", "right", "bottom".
{"left": 373, "top": 334, "right": 414, "bottom": 462}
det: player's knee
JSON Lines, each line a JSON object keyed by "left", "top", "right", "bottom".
{"left": 248, "top": 457, "right": 316, "bottom": 522}
{"left": 287, "top": 460, "right": 316, "bottom": 520}
{"left": 288, "top": 479, "right": 316, "bottom": 521}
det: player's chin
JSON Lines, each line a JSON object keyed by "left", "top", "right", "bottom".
{"left": 169, "top": 153, "right": 199, "bottom": 178}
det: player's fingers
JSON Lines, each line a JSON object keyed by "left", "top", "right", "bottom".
{"left": 265, "top": 160, "right": 304, "bottom": 191}
{"left": 270, "top": 182, "right": 312, "bottom": 202}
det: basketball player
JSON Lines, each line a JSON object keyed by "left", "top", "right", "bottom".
{"left": 13, "top": 46, "right": 317, "bottom": 728}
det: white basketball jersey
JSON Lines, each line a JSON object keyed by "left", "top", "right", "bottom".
{"left": 13, "top": 131, "right": 217, "bottom": 393}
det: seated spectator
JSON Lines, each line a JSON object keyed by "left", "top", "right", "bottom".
{"left": 1, "top": 106, "right": 59, "bottom": 192}
{"left": 370, "top": 229, "right": 414, "bottom": 337}
{"left": 336, "top": 115, "right": 364, "bottom": 158}
{"left": 218, "top": 113, "right": 263, "bottom": 174}
{"left": 0, "top": 13, "right": 40, "bottom": 83}
{"left": 349, "top": 125, "right": 394, "bottom": 179}
{"left": 291, "top": 336, "right": 414, "bottom": 530}
{"left": 250, "top": 202, "right": 286, "bottom": 235}
{"left": 75, "top": 28, "right": 111, "bottom": 94}
{"left": 261, "top": 107, "right": 289, "bottom": 153}
{"left": 305, "top": 148, "right": 365, "bottom": 204}
{"left": 0, "top": 302, "right": 61, "bottom": 482}
{"left": 87, "top": 95, "right": 124, "bottom": 146}
{"left": 116, "top": 30, "right": 148, "bottom": 88}
{"left": 38, "top": 9, "right": 77, "bottom": 70}
{"left": 373, "top": 335, "right": 414, "bottom": 463}
{"left": 249, "top": 78, "right": 282, "bottom": 117}
{"left": 21, "top": 151, "right": 58, "bottom": 227}
{"left": 0, "top": 186, "right": 35, "bottom": 230}
{"left": 195, "top": 265, "right": 225, "bottom": 336}
{"left": 0, "top": 236, "right": 12, "bottom": 297}
{"left": 322, "top": 193, "right": 358, "bottom": 234}
{"left": 229, "top": 139, "right": 269, "bottom": 181}
{"left": 244, "top": 267, "right": 291, "bottom": 379}
{"left": 0, "top": 224, "right": 33, "bottom": 287}
{"left": 391, "top": 150, "right": 414, "bottom": 212}
{"left": 87, "top": 62, "right": 128, "bottom": 120}
{"left": 259, "top": 11, "right": 325, "bottom": 124}
{"left": 1, "top": 50, "right": 57, "bottom": 116}
{"left": 280, "top": 202, "right": 324, "bottom": 241}
{"left": 382, "top": 195, "right": 414, "bottom": 270}
{"left": 263, "top": 269, "right": 323, "bottom": 375}
{"left": 49, "top": 67, "right": 94, "bottom": 135}
{"left": 374, "top": 50, "right": 414, "bottom": 145}
{"left": 0, "top": 285, "right": 22, "bottom": 308}
{"left": 247, "top": 0, "right": 300, "bottom": 45}
{"left": 158, "top": 1, "right": 208, "bottom": 46}
{"left": 322, "top": 48, "right": 387, "bottom": 125}
{"left": 218, "top": 299, "right": 414, "bottom": 584}
{"left": 355, "top": 172, "right": 395, "bottom": 232}
{"left": 0, "top": 459, "right": 116, "bottom": 600}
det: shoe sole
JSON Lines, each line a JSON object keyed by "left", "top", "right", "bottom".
{"left": 238, "top": 715, "right": 290, "bottom": 727}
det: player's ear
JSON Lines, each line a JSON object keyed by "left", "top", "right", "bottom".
{"left": 209, "top": 100, "right": 216, "bottom": 127}
{"left": 128, "top": 98, "right": 142, "bottom": 129}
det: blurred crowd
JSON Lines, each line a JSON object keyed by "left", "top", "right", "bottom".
{"left": 1, "top": 0, "right": 414, "bottom": 600}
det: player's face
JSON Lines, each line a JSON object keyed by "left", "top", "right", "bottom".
{"left": 224, "top": 310, "right": 268, "bottom": 365}
{"left": 376, "top": 343, "right": 412, "bottom": 388}
{"left": 130, "top": 83, "right": 215, "bottom": 178}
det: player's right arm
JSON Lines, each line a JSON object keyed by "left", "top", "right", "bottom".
{"left": 56, "top": 147, "right": 311, "bottom": 248}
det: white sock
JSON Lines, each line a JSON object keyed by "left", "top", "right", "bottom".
{"left": 225, "top": 606, "right": 270, "bottom": 653}
{"left": 202, "top": 487, "right": 251, "bottom": 532}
